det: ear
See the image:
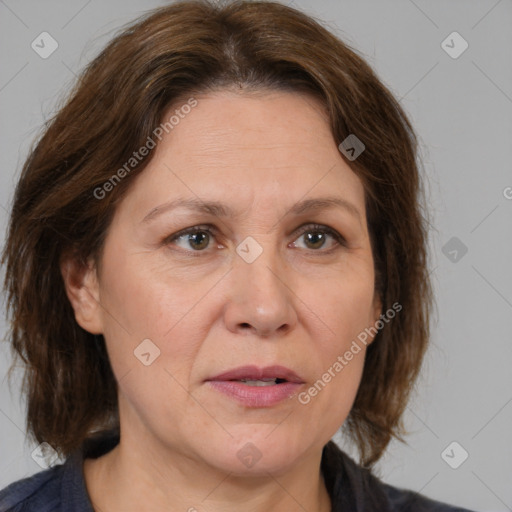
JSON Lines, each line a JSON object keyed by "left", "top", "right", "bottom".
{"left": 60, "top": 252, "right": 103, "bottom": 335}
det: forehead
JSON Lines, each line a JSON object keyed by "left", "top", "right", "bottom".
{"left": 166, "top": 90, "right": 332, "bottom": 162}
{"left": 119, "top": 90, "right": 367, "bottom": 223}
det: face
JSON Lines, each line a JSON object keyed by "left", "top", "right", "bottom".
{"left": 67, "top": 90, "right": 381, "bottom": 476}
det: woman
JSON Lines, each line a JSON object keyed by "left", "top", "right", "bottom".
{"left": 0, "top": 1, "right": 474, "bottom": 511}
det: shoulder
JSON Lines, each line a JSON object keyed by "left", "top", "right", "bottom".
{"left": 0, "top": 431, "right": 119, "bottom": 512}
{"left": 322, "top": 441, "right": 475, "bottom": 512}
{"left": 382, "top": 481, "right": 475, "bottom": 512}
{"left": 0, "top": 464, "right": 64, "bottom": 512}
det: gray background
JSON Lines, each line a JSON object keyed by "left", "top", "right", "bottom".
{"left": 1, "top": 1, "right": 511, "bottom": 510}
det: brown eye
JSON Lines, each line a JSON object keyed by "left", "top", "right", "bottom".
{"left": 167, "top": 226, "right": 215, "bottom": 251}
{"left": 302, "top": 231, "right": 327, "bottom": 250}
{"left": 291, "top": 224, "right": 345, "bottom": 252}
{"left": 184, "top": 230, "right": 210, "bottom": 250}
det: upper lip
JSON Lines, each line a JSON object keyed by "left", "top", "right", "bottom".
{"left": 207, "top": 365, "right": 304, "bottom": 383}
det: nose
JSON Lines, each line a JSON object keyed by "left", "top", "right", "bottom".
{"left": 223, "top": 240, "right": 298, "bottom": 338}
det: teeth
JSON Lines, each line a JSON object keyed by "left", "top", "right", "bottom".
{"left": 239, "top": 379, "right": 277, "bottom": 387}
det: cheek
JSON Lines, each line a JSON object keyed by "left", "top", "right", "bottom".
{"left": 313, "top": 266, "right": 376, "bottom": 348}
{"left": 300, "top": 263, "right": 375, "bottom": 415}
{"left": 96, "top": 254, "right": 211, "bottom": 432}
{"left": 97, "top": 250, "right": 215, "bottom": 381}
{"left": 296, "top": 344, "right": 366, "bottom": 441}
{"left": 100, "top": 238, "right": 203, "bottom": 329}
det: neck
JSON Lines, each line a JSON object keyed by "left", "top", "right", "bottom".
{"left": 83, "top": 432, "right": 332, "bottom": 512}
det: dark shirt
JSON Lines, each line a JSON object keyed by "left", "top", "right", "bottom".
{"left": 0, "top": 431, "right": 475, "bottom": 511}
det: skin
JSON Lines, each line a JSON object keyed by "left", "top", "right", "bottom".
{"left": 62, "top": 90, "right": 382, "bottom": 512}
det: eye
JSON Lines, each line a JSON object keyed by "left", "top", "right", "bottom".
{"left": 290, "top": 223, "right": 346, "bottom": 252}
{"left": 165, "top": 225, "right": 217, "bottom": 252}
{"left": 163, "top": 223, "right": 346, "bottom": 254}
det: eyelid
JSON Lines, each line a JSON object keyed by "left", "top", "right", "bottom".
{"left": 163, "top": 224, "right": 218, "bottom": 248}
{"left": 166, "top": 224, "right": 215, "bottom": 240}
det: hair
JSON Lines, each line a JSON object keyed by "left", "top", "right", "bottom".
{"left": 2, "top": 0, "right": 432, "bottom": 468}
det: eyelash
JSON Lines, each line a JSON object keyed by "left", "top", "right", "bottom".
{"left": 163, "top": 223, "right": 347, "bottom": 256}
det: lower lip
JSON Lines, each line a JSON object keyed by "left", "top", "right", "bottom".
{"left": 207, "top": 381, "right": 303, "bottom": 407}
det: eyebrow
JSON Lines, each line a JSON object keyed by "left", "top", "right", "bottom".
{"left": 141, "top": 196, "right": 362, "bottom": 225}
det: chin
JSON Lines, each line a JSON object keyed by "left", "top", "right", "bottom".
{"left": 199, "top": 428, "right": 314, "bottom": 477}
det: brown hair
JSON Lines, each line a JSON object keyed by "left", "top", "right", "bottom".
{"left": 2, "top": 0, "right": 432, "bottom": 467}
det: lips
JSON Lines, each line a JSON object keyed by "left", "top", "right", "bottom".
{"left": 206, "top": 365, "right": 305, "bottom": 407}
{"left": 207, "top": 365, "right": 304, "bottom": 384}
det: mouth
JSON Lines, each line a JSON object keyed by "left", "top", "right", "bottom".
{"left": 207, "top": 365, "right": 304, "bottom": 384}
{"left": 205, "top": 365, "right": 305, "bottom": 407}
{"left": 234, "top": 377, "right": 288, "bottom": 387}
